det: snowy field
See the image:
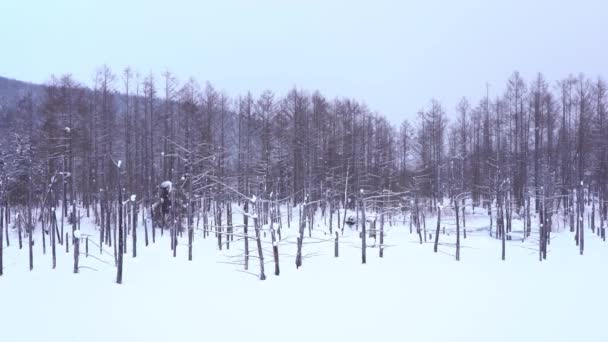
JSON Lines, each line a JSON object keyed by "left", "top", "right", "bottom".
{"left": 1, "top": 207, "right": 608, "bottom": 342}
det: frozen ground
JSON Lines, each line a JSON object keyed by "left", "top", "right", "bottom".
{"left": 1, "top": 207, "right": 607, "bottom": 342}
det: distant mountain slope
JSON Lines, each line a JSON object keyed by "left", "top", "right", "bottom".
{"left": 0, "top": 76, "right": 46, "bottom": 110}
{"left": 0, "top": 74, "right": 241, "bottom": 166}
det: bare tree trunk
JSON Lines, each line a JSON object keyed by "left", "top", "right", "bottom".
{"left": 226, "top": 202, "right": 232, "bottom": 249}
{"left": 132, "top": 201, "right": 137, "bottom": 258}
{"left": 100, "top": 197, "right": 104, "bottom": 251}
{"left": 361, "top": 197, "right": 367, "bottom": 264}
{"left": 275, "top": 198, "right": 282, "bottom": 241}
{"left": 295, "top": 202, "right": 306, "bottom": 268}
{"left": 41, "top": 208, "right": 46, "bottom": 254}
{"left": 51, "top": 206, "right": 57, "bottom": 269}
{"left": 172, "top": 189, "right": 177, "bottom": 258}
{"left": 216, "top": 201, "right": 222, "bottom": 251}
{"left": 433, "top": 206, "right": 441, "bottom": 253}
{"left": 73, "top": 233, "right": 79, "bottom": 273}
{"left": 329, "top": 201, "right": 333, "bottom": 234}
{"left": 379, "top": 202, "right": 384, "bottom": 258}
{"left": 28, "top": 216, "right": 33, "bottom": 271}
{"left": 422, "top": 211, "right": 427, "bottom": 242}
{"left": 462, "top": 198, "right": 466, "bottom": 229}
{"left": 117, "top": 173, "right": 123, "bottom": 284}
{"left": 187, "top": 163, "right": 193, "bottom": 261}
{"left": 0, "top": 208, "right": 3, "bottom": 275}
{"left": 113, "top": 206, "right": 117, "bottom": 265}
{"left": 526, "top": 195, "right": 531, "bottom": 238}
{"left": 243, "top": 201, "right": 249, "bottom": 270}
{"left": 143, "top": 206, "right": 148, "bottom": 246}
{"left": 334, "top": 231, "right": 339, "bottom": 257}
{"left": 150, "top": 203, "right": 155, "bottom": 243}
{"left": 2, "top": 202, "right": 10, "bottom": 238}
{"left": 28, "top": 162, "right": 34, "bottom": 270}
{"left": 271, "top": 227, "right": 279, "bottom": 276}
{"left": 4, "top": 204, "right": 8, "bottom": 248}
{"left": 501, "top": 198, "right": 506, "bottom": 261}
{"left": 18, "top": 214, "right": 22, "bottom": 250}
{"left": 455, "top": 200, "right": 460, "bottom": 261}
{"left": 253, "top": 201, "right": 266, "bottom": 280}
{"left": 580, "top": 189, "right": 585, "bottom": 255}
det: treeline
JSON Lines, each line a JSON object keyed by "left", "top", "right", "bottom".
{"left": 0, "top": 68, "right": 606, "bottom": 217}
{"left": 0, "top": 68, "right": 606, "bottom": 279}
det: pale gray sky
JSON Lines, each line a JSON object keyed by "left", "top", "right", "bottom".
{"left": 1, "top": 0, "right": 606, "bottom": 123}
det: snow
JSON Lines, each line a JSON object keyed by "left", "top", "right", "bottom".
{"left": 1, "top": 207, "right": 608, "bottom": 342}
{"left": 73, "top": 230, "right": 82, "bottom": 239}
{"left": 160, "top": 181, "right": 172, "bottom": 191}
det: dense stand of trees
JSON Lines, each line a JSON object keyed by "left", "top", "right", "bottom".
{"left": 0, "top": 68, "right": 606, "bottom": 279}
{"left": 4, "top": 69, "right": 401, "bottom": 212}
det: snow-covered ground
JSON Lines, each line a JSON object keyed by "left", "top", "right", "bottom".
{"left": 1, "top": 206, "right": 607, "bottom": 342}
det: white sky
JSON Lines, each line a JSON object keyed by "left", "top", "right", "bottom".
{"left": 1, "top": 0, "right": 606, "bottom": 124}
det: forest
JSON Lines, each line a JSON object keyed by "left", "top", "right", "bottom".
{"left": 0, "top": 69, "right": 606, "bottom": 280}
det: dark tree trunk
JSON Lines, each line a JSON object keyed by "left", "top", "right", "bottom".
{"left": 243, "top": 201, "right": 249, "bottom": 270}
{"left": 455, "top": 201, "right": 460, "bottom": 261}
{"left": 117, "top": 177, "right": 123, "bottom": 284}
{"left": 253, "top": 201, "right": 265, "bottom": 280}
{"left": 132, "top": 201, "right": 137, "bottom": 258}
{"left": 360, "top": 197, "right": 366, "bottom": 264}
{"left": 433, "top": 206, "right": 441, "bottom": 253}
{"left": 0, "top": 208, "right": 3, "bottom": 275}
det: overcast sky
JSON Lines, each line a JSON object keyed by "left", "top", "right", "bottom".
{"left": 1, "top": 0, "right": 606, "bottom": 124}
